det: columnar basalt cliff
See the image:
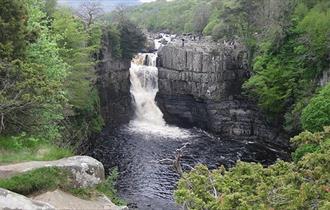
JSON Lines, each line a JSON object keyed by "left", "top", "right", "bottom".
{"left": 157, "top": 41, "right": 287, "bottom": 147}
{"left": 96, "top": 33, "right": 132, "bottom": 125}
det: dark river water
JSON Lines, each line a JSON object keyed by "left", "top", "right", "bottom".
{"left": 89, "top": 123, "right": 288, "bottom": 210}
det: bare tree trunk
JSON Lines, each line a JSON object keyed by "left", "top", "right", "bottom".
{"left": 0, "top": 113, "right": 4, "bottom": 133}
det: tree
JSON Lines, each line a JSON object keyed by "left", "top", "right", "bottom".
{"left": 192, "top": 4, "right": 211, "bottom": 35}
{"left": 76, "top": 0, "right": 103, "bottom": 28}
{"left": 0, "top": 0, "right": 28, "bottom": 60}
{"left": 0, "top": 0, "right": 68, "bottom": 139}
{"left": 112, "top": 6, "right": 146, "bottom": 59}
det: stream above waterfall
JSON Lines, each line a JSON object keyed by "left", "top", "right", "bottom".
{"left": 89, "top": 36, "right": 288, "bottom": 210}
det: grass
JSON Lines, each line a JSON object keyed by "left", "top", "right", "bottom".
{"left": 0, "top": 135, "right": 73, "bottom": 164}
{"left": 0, "top": 167, "right": 72, "bottom": 195}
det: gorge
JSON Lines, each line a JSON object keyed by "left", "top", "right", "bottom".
{"left": 0, "top": 1, "right": 328, "bottom": 209}
{"left": 89, "top": 35, "right": 289, "bottom": 209}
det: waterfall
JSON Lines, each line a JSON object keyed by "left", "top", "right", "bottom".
{"left": 129, "top": 53, "right": 165, "bottom": 126}
{"left": 128, "top": 51, "right": 190, "bottom": 137}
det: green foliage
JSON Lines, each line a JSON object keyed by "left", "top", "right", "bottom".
{"left": 23, "top": 0, "right": 67, "bottom": 140}
{"left": 0, "top": 0, "right": 27, "bottom": 59}
{"left": 44, "top": 0, "right": 57, "bottom": 18}
{"left": 105, "top": 25, "right": 122, "bottom": 58}
{"left": 0, "top": 134, "right": 73, "bottom": 164}
{"left": 117, "top": 19, "right": 146, "bottom": 59}
{"left": 175, "top": 127, "right": 330, "bottom": 209}
{"left": 127, "top": 0, "right": 209, "bottom": 33}
{"left": 192, "top": 4, "right": 211, "bottom": 34}
{"left": 0, "top": 167, "right": 72, "bottom": 195}
{"left": 301, "top": 84, "right": 330, "bottom": 132}
{"left": 295, "top": 1, "right": 330, "bottom": 72}
{"left": 1, "top": 0, "right": 104, "bottom": 144}
{"left": 292, "top": 144, "right": 319, "bottom": 162}
{"left": 0, "top": 59, "right": 65, "bottom": 137}
{"left": 96, "top": 167, "right": 126, "bottom": 205}
{"left": 50, "top": 7, "right": 104, "bottom": 145}
{"left": 243, "top": 1, "right": 329, "bottom": 132}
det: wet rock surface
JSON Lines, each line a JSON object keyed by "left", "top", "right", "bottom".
{"left": 157, "top": 41, "right": 288, "bottom": 148}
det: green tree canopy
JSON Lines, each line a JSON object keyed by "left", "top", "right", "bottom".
{"left": 0, "top": 0, "right": 28, "bottom": 59}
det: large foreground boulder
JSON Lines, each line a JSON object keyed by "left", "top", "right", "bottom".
{"left": 0, "top": 156, "right": 104, "bottom": 188}
{"left": 33, "top": 189, "right": 127, "bottom": 210}
{"left": 0, "top": 188, "right": 55, "bottom": 210}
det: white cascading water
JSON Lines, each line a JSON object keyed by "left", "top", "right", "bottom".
{"left": 129, "top": 53, "right": 165, "bottom": 126}
{"left": 128, "top": 37, "right": 189, "bottom": 137}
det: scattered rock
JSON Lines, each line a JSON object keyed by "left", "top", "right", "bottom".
{"left": 0, "top": 188, "right": 55, "bottom": 210}
{"left": 0, "top": 156, "right": 105, "bottom": 188}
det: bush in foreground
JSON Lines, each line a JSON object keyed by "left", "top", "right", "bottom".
{"left": 175, "top": 127, "right": 330, "bottom": 209}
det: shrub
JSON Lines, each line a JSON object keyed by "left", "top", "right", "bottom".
{"left": 175, "top": 127, "right": 330, "bottom": 209}
{"left": 301, "top": 84, "right": 330, "bottom": 132}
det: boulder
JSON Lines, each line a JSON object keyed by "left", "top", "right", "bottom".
{"left": 0, "top": 156, "right": 105, "bottom": 188}
{"left": 0, "top": 188, "right": 55, "bottom": 210}
{"left": 33, "top": 189, "right": 128, "bottom": 210}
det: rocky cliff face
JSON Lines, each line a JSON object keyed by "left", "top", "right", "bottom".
{"left": 96, "top": 33, "right": 132, "bottom": 125}
{"left": 157, "top": 41, "right": 287, "bottom": 147}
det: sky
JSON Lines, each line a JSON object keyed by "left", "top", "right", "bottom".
{"left": 57, "top": 0, "right": 157, "bottom": 12}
